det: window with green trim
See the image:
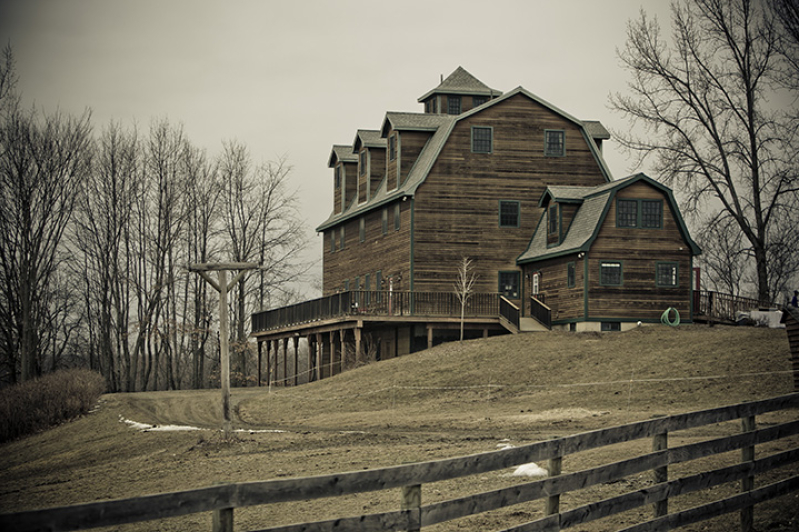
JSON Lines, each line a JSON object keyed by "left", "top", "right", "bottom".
{"left": 473, "top": 95, "right": 488, "bottom": 107}
{"left": 548, "top": 204, "right": 558, "bottom": 234}
{"left": 330, "top": 231, "right": 336, "bottom": 253}
{"left": 471, "top": 126, "right": 492, "bottom": 153}
{"left": 656, "top": 262, "right": 679, "bottom": 287}
{"left": 389, "top": 134, "right": 396, "bottom": 161}
{"left": 617, "top": 200, "right": 638, "bottom": 228}
{"left": 567, "top": 262, "right": 575, "bottom": 288}
{"left": 359, "top": 218, "right": 365, "bottom": 242}
{"left": 616, "top": 199, "right": 663, "bottom": 229}
{"left": 339, "top": 226, "right": 345, "bottom": 251}
{"left": 600, "top": 261, "right": 623, "bottom": 286}
{"left": 382, "top": 208, "right": 388, "bottom": 234}
{"left": 359, "top": 150, "right": 366, "bottom": 175}
{"left": 499, "top": 200, "right": 520, "bottom": 227}
{"left": 545, "top": 130, "right": 565, "bottom": 157}
{"left": 499, "top": 271, "right": 520, "bottom": 299}
{"left": 641, "top": 200, "right": 662, "bottom": 229}
{"left": 334, "top": 165, "right": 341, "bottom": 189}
{"left": 448, "top": 96, "right": 461, "bottom": 115}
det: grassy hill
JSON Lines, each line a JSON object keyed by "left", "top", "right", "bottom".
{"left": 1, "top": 325, "right": 796, "bottom": 531}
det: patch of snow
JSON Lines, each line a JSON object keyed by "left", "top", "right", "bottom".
{"left": 511, "top": 462, "right": 548, "bottom": 477}
{"left": 497, "top": 442, "right": 515, "bottom": 450}
{"left": 120, "top": 416, "right": 201, "bottom": 432}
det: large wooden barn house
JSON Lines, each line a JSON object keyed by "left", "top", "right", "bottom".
{"left": 251, "top": 67, "right": 699, "bottom": 383}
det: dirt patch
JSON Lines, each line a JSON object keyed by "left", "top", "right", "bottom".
{"left": 1, "top": 325, "right": 797, "bottom": 531}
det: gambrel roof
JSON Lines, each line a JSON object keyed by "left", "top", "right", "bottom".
{"left": 317, "top": 85, "right": 614, "bottom": 232}
{"left": 517, "top": 173, "right": 701, "bottom": 265}
{"left": 417, "top": 66, "right": 501, "bottom": 102}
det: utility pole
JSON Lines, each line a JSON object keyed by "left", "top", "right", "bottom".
{"left": 188, "top": 262, "right": 259, "bottom": 434}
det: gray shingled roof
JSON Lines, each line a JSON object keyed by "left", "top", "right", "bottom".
{"left": 328, "top": 144, "right": 357, "bottom": 168}
{"left": 583, "top": 121, "right": 611, "bottom": 140}
{"left": 380, "top": 112, "right": 452, "bottom": 135}
{"left": 417, "top": 66, "right": 501, "bottom": 102}
{"left": 518, "top": 174, "right": 701, "bottom": 264}
{"left": 353, "top": 130, "right": 386, "bottom": 150}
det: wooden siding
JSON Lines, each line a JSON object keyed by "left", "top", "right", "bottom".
{"left": 412, "top": 94, "right": 607, "bottom": 297}
{"left": 342, "top": 161, "right": 357, "bottom": 211}
{"left": 398, "top": 130, "right": 432, "bottom": 187}
{"left": 370, "top": 147, "right": 386, "bottom": 200}
{"left": 322, "top": 200, "right": 412, "bottom": 296}
{"left": 523, "top": 256, "right": 585, "bottom": 322}
{"left": 587, "top": 181, "right": 693, "bottom": 322}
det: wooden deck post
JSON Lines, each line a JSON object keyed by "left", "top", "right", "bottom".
{"left": 329, "top": 331, "right": 337, "bottom": 377}
{"left": 652, "top": 418, "right": 669, "bottom": 518}
{"left": 293, "top": 336, "right": 300, "bottom": 386}
{"left": 340, "top": 329, "right": 347, "bottom": 372}
{"left": 282, "top": 338, "right": 289, "bottom": 386}
{"left": 315, "top": 333, "right": 323, "bottom": 379}
{"left": 212, "top": 507, "right": 233, "bottom": 532}
{"left": 741, "top": 414, "right": 756, "bottom": 532}
{"left": 256, "top": 341, "right": 262, "bottom": 387}
{"left": 354, "top": 327, "right": 362, "bottom": 365}
{"left": 401, "top": 484, "right": 422, "bottom": 532}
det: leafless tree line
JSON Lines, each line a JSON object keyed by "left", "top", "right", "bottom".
{"left": 0, "top": 46, "right": 310, "bottom": 389}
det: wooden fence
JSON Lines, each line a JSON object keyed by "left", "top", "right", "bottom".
{"left": 3, "top": 393, "right": 799, "bottom": 532}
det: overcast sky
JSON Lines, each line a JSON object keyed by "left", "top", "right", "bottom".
{"left": 0, "top": 0, "right": 673, "bottom": 284}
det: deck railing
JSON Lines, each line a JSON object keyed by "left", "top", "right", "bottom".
{"left": 529, "top": 295, "right": 552, "bottom": 330}
{"left": 252, "top": 291, "right": 504, "bottom": 333}
{"left": 694, "top": 290, "right": 775, "bottom": 324}
{"left": 499, "top": 297, "right": 520, "bottom": 329}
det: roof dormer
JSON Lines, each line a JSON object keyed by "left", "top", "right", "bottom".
{"left": 417, "top": 66, "right": 501, "bottom": 115}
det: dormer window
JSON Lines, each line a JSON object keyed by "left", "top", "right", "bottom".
{"left": 473, "top": 95, "right": 488, "bottom": 107}
{"left": 389, "top": 134, "right": 397, "bottom": 161}
{"left": 359, "top": 150, "right": 366, "bottom": 175}
{"left": 548, "top": 204, "right": 559, "bottom": 235}
{"left": 334, "top": 165, "right": 341, "bottom": 189}
{"left": 448, "top": 96, "right": 461, "bottom": 115}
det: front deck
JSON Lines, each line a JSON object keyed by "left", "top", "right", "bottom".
{"left": 250, "top": 291, "right": 521, "bottom": 385}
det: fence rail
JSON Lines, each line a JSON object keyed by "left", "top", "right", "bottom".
{"left": 252, "top": 291, "right": 503, "bottom": 333}
{"left": 529, "top": 295, "right": 552, "bottom": 330}
{"left": 4, "top": 393, "right": 798, "bottom": 532}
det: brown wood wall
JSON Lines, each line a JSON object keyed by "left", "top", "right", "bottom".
{"left": 322, "top": 199, "right": 412, "bottom": 295}
{"left": 398, "top": 131, "right": 431, "bottom": 187}
{"left": 587, "top": 182, "right": 693, "bottom": 322}
{"left": 523, "top": 255, "right": 585, "bottom": 321}
{"left": 412, "top": 93, "right": 607, "bottom": 296}
{"left": 370, "top": 147, "right": 386, "bottom": 199}
{"left": 342, "top": 161, "right": 357, "bottom": 212}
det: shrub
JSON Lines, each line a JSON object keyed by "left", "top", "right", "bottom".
{"left": 0, "top": 369, "right": 105, "bottom": 443}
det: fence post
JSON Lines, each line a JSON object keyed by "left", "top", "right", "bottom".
{"left": 741, "top": 414, "right": 756, "bottom": 532}
{"left": 546, "top": 437, "right": 562, "bottom": 518}
{"left": 401, "top": 484, "right": 422, "bottom": 532}
{"left": 212, "top": 482, "right": 234, "bottom": 532}
{"left": 652, "top": 416, "right": 669, "bottom": 518}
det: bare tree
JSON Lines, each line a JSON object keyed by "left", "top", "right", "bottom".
{"left": 453, "top": 257, "right": 478, "bottom": 342}
{"left": 611, "top": 0, "right": 799, "bottom": 302}
{"left": 218, "top": 142, "right": 308, "bottom": 381}
{"left": 0, "top": 82, "right": 92, "bottom": 382}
